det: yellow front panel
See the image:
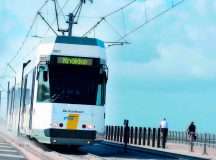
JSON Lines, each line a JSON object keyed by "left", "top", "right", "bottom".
{"left": 66, "top": 114, "right": 80, "bottom": 130}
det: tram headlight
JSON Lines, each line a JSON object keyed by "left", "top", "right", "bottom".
{"left": 82, "top": 124, "right": 95, "bottom": 129}
{"left": 86, "top": 124, "right": 94, "bottom": 129}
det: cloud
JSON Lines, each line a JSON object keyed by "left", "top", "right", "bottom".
{"left": 194, "top": 0, "right": 208, "bottom": 15}
{"left": 110, "top": 43, "right": 216, "bottom": 80}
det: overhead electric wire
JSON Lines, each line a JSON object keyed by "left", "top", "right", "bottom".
{"left": 104, "top": 0, "right": 136, "bottom": 18}
{"left": 18, "top": 0, "right": 71, "bottom": 64}
{"left": 8, "top": 0, "right": 50, "bottom": 65}
{"left": 0, "top": 0, "right": 51, "bottom": 83}
{"left": 3, "top": 0, "right": 66, "bottom": 74}
{"left": 82, "top": 0, "right": 137, "bottom": 37}
{"left": 8, "top": 14, "right": 39, "bottom": 64}
{"left": 117, "top": 0, "right": 185, "bottom": 41}
{"left": 38, "top": 12, "right": 58, "bottom": 35}
{"left": 56, "top": 0, "right": 67, "bottom": 22}
{"left": 103, "top": 19, "right": 128, "bottom": 42}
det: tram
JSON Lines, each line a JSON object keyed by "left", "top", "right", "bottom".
{"left": 7, "top": 36, "right": 108, "bottom": 145}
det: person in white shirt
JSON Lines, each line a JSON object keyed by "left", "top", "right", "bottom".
{"left": 160, "top": 118, "right": 168, "bottom": 148}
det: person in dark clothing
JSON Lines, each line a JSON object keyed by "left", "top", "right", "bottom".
{"left": 160, "top": 118, "right": 168, "bottom": 148}
{"left": 188, "top": 122, "right": 196, "bottom": 141}
{"left": 187, "top": 121, "right": 196, "bottom": 151}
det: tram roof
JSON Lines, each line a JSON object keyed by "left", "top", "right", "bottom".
{"left": 55, "top": 36, "right": 105, "bottom": 48}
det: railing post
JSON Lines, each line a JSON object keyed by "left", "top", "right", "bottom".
{"left": 175, "top": 131, "right": 178, "bottom": 143}
{"left": 185, "top": 131, "right": 188, "bottom": 144}
{"left": 203, "top": 133, "right": 208, "bottom": 155}
{"left": 181, "top": 131, "right": 184, "bottom": 144}
{"left": 208, "top": 134, "right": 211, "bottom": 148}
{"left": 178, "top": 131, "right": 181, "bottom": 143}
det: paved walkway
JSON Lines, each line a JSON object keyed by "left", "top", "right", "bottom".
{"left": 166, "top": 142, "right": 216, "bottom": 159}
{"left": 106, "top": 140, "right": 216, "bottom": 159}
{"left": 0, "top": 135, "right": 26, "bottom": 160}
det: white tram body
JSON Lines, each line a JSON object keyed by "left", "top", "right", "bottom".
{"left": 7, "top": 36, "right": 108, "bottom": 145}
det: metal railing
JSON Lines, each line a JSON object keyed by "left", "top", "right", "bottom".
{"left": 105, "top": 125, "right": 216, "bottom": 155}
{"left": 168, "top": 131, "right": 216, "bottom": 154}
{"left": 168, "top": 131, "right": 216, "bottom": 147}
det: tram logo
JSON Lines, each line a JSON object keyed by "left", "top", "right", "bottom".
{"left": 65, "top": 114, "right": 80, "bottom": 130}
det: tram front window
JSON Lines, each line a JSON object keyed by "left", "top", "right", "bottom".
{"left": 37, "top": 64, "right": 106, "bottom": 106}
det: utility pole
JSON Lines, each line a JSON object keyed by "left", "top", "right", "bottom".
{"left": 51, "top": 0, "right": 93, "bottom": 37}
{"left": 68, "top": 13, "right": 74, "bottom": 36}
{"left": 6, "top": 81, "right": 10, "bottom": 125}
{"left": 17, "top": 60, "right": 31, "bottom": 136}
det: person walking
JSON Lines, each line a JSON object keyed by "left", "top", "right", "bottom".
{"left": 187, "top": 121, "right": 196, "bottom": 152}
{"left": 160, "top": 118, "right": 168, "bottom": 148}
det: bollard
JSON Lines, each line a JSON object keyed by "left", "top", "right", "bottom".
{"left": 134, "top": 127, "right": 138, "bottom": 145}
{"left": 117, "top": 126, "right": 120, "bottom": 142}
{"left": 130, "top": 126, "right": 134, "bottom": 144}
{"left": 113, "top": 126, "right": 117, "bottom": 141}
{"left": 147, "top": 128, "right": 151, "bottom": 146}
{"left": 120, "top": 126, "right": 123, "bottom": 142}
{"left": 111, "top": 126, "right": 114, "bottom": 141}
{"left": 123, "top": 120, "right": 129, "bottom": 152}
{"left": 114, "top": 126, "right": 117, "bottom": 141}
{"left": 108, "top": 126, "right": 111, "bottom": 140}
{"left": 105, "top": 126, "right": 108, "bottom": 139}
{"left": 157, "top": 128, "right": 160, "bottom": 148}
{"left": 143, "top": 127, "right": 146, "bottom": 146}
{"left": 152, "top": 128, "right": 156, "bottom": 147}
{"left": 109, "top": 126, "right": 112, "bottom": 140}
{"left": 138, "top": 127, "right": 142, "bottom": 145}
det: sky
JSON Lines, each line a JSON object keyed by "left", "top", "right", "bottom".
{"left": 1, "top": 0, "right": 216, "bottom": 133}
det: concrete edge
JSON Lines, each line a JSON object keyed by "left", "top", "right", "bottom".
{"left": 103, "top": 141, "right": 212, "bottom": 160}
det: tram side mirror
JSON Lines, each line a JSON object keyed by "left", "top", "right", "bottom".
{"left": 99, "top": 72, "right": 108, "bottom": 84}
{"left": 43, "top": 71, "right": 48, "bottom": 82}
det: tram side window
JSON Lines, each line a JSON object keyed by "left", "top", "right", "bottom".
{"left": 37, "top": 65, "right": 50, "bottom": 102}
{"left": 96, "top": 71, "right": 107, "bottom": 106}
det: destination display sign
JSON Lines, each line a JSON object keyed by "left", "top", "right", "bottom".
{"left": 57, "top": 56, "right": 93, "bottom": 66}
